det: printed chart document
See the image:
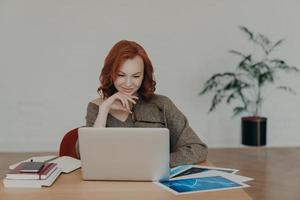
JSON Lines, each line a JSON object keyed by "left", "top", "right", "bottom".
{"left": 155, "top": 175, "right": 249, "bottom": 195}
{"left": 156, "top": 165, "right": 253, "bottom": 195}
{"left": 172, "top": 170, "right": 253, "bottom": 182}
{"left": 170, "top": 165, "right": 239, "bottom": 178}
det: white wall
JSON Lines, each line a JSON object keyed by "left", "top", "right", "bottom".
{"left": 1, "top": 0, "right": 299, "bottom": 151}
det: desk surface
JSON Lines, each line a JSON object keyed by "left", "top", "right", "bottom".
{"left": 2, "top": 147, "right": 299, "bottom": 200}
{"left": 0, "top": 152, "right": 252, "bottom": 200}
{"left": 208, "top": 147, "right": 300, "bottom": 200}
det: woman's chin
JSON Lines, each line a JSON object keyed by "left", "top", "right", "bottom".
{"left": 121, "top": 90, "right": 134, "bottom": 95}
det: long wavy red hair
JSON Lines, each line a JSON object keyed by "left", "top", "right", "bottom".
{"left": 98, "top": 40, "right": 156, "bottom": 100}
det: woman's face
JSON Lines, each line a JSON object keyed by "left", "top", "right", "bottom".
{"left": 114, "top": 55, "right": 144, "bottom": 96}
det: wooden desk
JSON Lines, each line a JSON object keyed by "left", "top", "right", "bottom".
{"left": 208, "top": 147, "right": 300, "bottom": 200}
{"left": 0, "top": 152, "right": 251, "bottom": 200}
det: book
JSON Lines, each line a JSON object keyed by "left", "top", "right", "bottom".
{"left": 6, "top": 162, "right": 57, "bottom": 180}
{"left": 3, "top": 167, "right": 62, "bottom": 188}
{"left": 9, "top": 155, "right": 81, "bottom": 173}
{"left": 19, "top": 162, "right": 45, "bottom": 173}
{"left": 9, "top": 155, "right": 58, "bottom": 170}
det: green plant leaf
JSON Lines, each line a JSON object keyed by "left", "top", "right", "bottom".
{"left": 199, "top": 72, "right": 237, "bottom": 95}
{"left": 237, "top": 55, "right": 252, "bottom": 73}
{"left": 270, "top": 59, "right": 285, "bottom": 64}
{"left": 228, "top": 50, "right": 247, "bottom": 58}
{"left": 239, "top": 26, "right": 253, "bottom": 39}
{"left": 268, "top": 39, "right": 285, "bottom": 53}
{"left": 226, "top": 93, "right": 236, "bottom": 103}
{"left": 224, "top": 79, "right": 238, "bottom": 90}
{"left": 271, "top": 59, "right": 299, "bottom": 72}
{"left": 199, "top": 80, "right": 216, "bottom": 95}
{"left": 254, "top": 34, "right": 270, "bottom": 55}
{"left": 279, "top": 65, "right": 299, "bottom": 72}
{"left": 209, "top": 91, "right": 224, "bottom": 112}
{"left": 277, "top": 86, "right": 297, "bottom": 95}
{"left": 257, "top": 33, "right": 271, "bottom": 46}
{"left": 232, "top": 106, "right": 246, "bottom": 117}
{"left": 258, "top": 71, "right": 274, "bottom": 86}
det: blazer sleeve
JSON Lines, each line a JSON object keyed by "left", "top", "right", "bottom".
{"left": 76, "top": 102, "right": 98, "bottom": 158}
{"left": 163, "top": 96, "right": 208, "bottom": 167}
{"left": 85, "top": 102, "right": 98, "bottom": 127}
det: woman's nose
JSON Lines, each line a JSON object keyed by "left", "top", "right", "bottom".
{"left": 125, "top": 78, "right": 132, "bottom": 86}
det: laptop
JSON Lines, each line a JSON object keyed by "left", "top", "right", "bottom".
{"left": 78, "top": 127, "right": 170, "bottom": 181}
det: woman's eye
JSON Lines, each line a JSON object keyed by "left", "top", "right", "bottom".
{"left": 133, "top": 76, "right": 140, "bottom": 78}
{"left": 118, "top": 74, "right": 125, "bottom": 77}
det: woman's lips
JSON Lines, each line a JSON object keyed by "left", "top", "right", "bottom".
{"left": 122, "top": 88, "right": 133, "bottom": 93}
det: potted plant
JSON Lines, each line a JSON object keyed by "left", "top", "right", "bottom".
{"left": 199, "top": 26, "right": 299, "bottom": 146}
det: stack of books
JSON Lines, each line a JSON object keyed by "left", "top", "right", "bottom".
{"left": 3, "top": 162, "right": 62, "bottom": 188}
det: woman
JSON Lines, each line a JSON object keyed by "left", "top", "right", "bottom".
{"left": 84, "top": 40, "right": 208, "bottom": 167}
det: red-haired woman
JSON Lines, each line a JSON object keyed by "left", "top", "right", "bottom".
{"left": 84, "top": 40, "right": 207, "bottom": 167}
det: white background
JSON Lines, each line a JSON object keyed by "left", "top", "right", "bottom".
{"left": 1, "top": 0, "right": 299, "bottom": 151}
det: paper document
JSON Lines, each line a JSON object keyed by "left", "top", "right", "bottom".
{"left": 172, "top": 170, "right": 253, "bottom": 182}
{"left": 155, "top": 176, "right": 249, "bottom": 195}
{"left": 52, "top": 156, "right": 81, "bottom": 173}
{"left": 156, "top": 165, "right": 253, "bottom": 195}
{"left": 170, "top": 165, "right": 238, "bottom": 178}
{"left": 170, "top": 165, "right": 192, "bottom": 177}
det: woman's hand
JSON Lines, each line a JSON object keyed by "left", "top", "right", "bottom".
{"left": 100, "top": 92, "right": 139, "bottom": 113}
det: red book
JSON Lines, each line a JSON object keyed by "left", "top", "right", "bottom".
{"left": 6, "top": 162, "right": 57, "bottom": 180}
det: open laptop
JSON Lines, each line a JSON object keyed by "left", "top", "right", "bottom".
{"left": 78, "top": 127, "right": 170, "bottom": 181}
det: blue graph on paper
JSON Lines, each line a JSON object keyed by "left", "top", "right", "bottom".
{"left": 161, "top": 176, "right": 242, "bottom": 193}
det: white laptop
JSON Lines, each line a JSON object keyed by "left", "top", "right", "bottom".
{"left": 78, "top": 127, "right": 170, "bottom": 181}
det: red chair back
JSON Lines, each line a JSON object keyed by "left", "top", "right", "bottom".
{"left": 59, "top": 127, "right": 81, "bottom": 159}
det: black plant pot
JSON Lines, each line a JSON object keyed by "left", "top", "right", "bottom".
{"left": 242, "top": 116, "right": 267, "bottom": 146}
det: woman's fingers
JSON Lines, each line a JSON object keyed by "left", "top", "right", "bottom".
{"left": 116, "top": 93, "right": 132, "bottom": 111}
{"left": 117, "top": 92, "right": 138, "bottom": 106}
{"left": 115, "top": 93, "right": 127, "bottom": 108}
{"left": 124, "top": 97, "right": 130, "bottom": 110}
{"left": 123, "top": 95, "right": 137, "bottom": 104}
{"left": 131, "top": 95, "right": 139, "bottom": 100}
{"left": 106, "top": 92, "right": 139, "bottom": 113}
{"left": 122, "top": 92, "right": 139, "bottom": 102}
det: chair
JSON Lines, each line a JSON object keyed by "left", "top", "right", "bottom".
{"left": 59, "top": 127, "right": 82, "bottom": 159}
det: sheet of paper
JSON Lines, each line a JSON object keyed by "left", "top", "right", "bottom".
{"left": 172, "top": 170, "right": 253, "bottom": 182}
{"left": 155, "top": 175, "right": 249, "bottom": 195}
{"left": 50, "top": 156, "right": 81, "bottom": 173}
{"left": 170, "top": 165, "right": 192, "bottom": 177}
{"left": 170, "top": 165, "right": 238, "bottom": 178}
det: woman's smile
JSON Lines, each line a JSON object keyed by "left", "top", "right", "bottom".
{"left": 121, "top": 87, "right": 134, "bottom": 93}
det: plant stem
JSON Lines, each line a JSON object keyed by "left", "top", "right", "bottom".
{"left": 255, "top": 80, "right": 261, "bottom": 116}
{"left": 238, "top": 90, "right": 248, "bottom": 113}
